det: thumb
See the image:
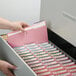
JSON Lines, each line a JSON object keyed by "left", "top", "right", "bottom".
{"left": 8, "top": 64, "right": 16, "bottom": 70}
{"left": 20, "top": 27, "right": 25, "bottom": 32}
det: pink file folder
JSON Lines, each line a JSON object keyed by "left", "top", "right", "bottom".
{"left": 7, "top": 21, "right": 48, "bottom": 48}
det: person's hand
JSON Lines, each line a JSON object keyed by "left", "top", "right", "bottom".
{"left": 10, "top": 22, "right": 29, "bottom": 31}
{"left": 0, "top": 60, "right": 16, "bottom": 76}
{"left": 0, "top": 18, "right": 29, "bottom": 31}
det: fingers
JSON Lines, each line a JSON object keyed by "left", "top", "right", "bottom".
{"left": 21, "top": 22, "right": 29, "bottom": 27}
{"left": 3, "top": 69, "right": 15, "bottom": 76}
{"left": 4, "top": 63, "right": 16, "bottom": 76}
{"left": 20, "top": 22, "right": 29, "bottom": 31}
{"left": 20, "top": 27, "right": 25, "bottom": 32}
{"left": 0, "top": 60, "right": 16, "bottom": 76}
{"left": 10, "top": 22, "right": 29, "bottom": 31}
{"left": 8, "top": 63, "right": 16, "bottom": 70}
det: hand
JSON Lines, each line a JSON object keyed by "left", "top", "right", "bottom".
{"left": 10, "top": 22, "right": 29, "bottom": 31}
{"left": 0, "top": 18, "right": 29, "bottom": 31}
{"left": 0, "top": 60, "right": 16, "bottom": 76}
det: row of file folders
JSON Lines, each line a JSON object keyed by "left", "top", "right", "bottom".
{"left": 13, "top": 42, "right": 76, "bottom": 76}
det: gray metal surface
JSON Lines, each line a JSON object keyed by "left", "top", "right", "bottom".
{"left": 0, "top": 37, "right": 37, "bottom": 76}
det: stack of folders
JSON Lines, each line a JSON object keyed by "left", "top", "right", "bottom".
{"left": 7, "top": 21, "right": 76, "bottom": 76}
{"left": 14, "top": 42, "right": 76, "bottom": 76}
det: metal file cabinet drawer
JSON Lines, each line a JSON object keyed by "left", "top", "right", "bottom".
{"left": 0, "top": 37, "right": 37, "bottom": 76}
{"left": 0, "top": 36, "right": 76, "bottom": 76}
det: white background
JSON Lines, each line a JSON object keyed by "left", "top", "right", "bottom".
{"left": 0, "top": 0, "right": 40, "bottom": 34}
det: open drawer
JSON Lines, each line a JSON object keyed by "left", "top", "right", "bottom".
{"left": 0, "top": 37, "right": 37, "bottom": 76}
